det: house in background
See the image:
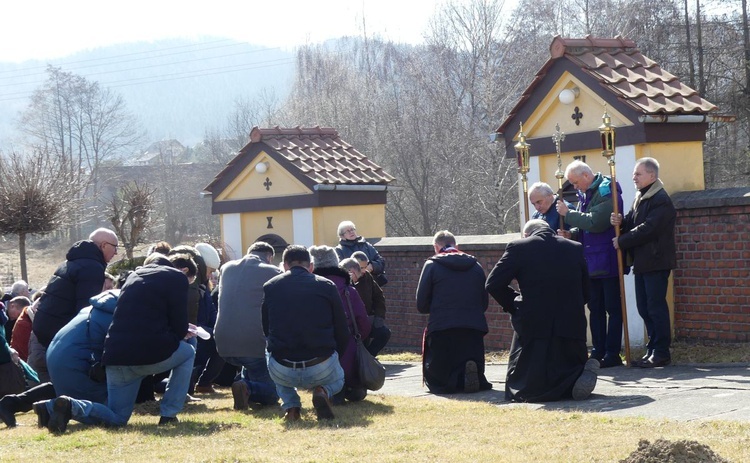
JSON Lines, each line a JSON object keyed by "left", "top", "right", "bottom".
{"left": 202, "top": 126, "right": 396, "bottom": 260}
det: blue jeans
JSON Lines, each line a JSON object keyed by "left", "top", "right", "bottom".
{"left": 635, "top": 270, "right": 672, "bottom": 358}
{"left": 48, "top": 341, "right": 195, "bottom": 426}
{"left": 267, "top": 352, "right": 344, "bottom": 410}
{"left": 588, "top": 277, "right": 623, "bottom": 358}
{"left": 223, "top": 356, "right": 278, "bottom": 405}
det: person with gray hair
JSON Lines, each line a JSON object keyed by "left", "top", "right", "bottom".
{"left": 528, "top": 182, "right": 573, "bottom": 232}
{"left": 486, "top": 219, "right": 598, "bottom": 402}
{"left": 335, "top": 220, "right": 387, "bottom": 286}
{"left": 611, "top": 157, "right": 676, "bottom": 368}
{"left": 342, "top": 252, "right": 391, "bottom": 356}
{"left": 556, "top": 160, "right": 625, "bottom": 369}
{"left": 416, "top": 230, "right": 492, "bottom": 394}
{"left": 214, "top": 241, "right": 283, "bottom": 410}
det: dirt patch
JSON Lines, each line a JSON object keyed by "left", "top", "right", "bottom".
{"left": 620, "top": 439, "right": 730, "bottom": 463}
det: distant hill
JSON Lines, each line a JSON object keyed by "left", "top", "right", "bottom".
{"left": 0, "top": 37, "right": 295, "bottom": 147}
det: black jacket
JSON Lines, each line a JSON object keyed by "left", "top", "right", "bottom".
{"left": 262, "top": 266, "right": 350, "bottom": 361}
{"left": 102, "top": 257, "right": 189, "bottom": 366}
{"left": 617, "top": 179, "right": 677, "bottom": 274}
{"left": 33, "top": 240, "right": 106, "bottom": 347}
{"left": 486, "top": 227, "right": 589, "bottom": 341}
{"left": 335, "top": 237, "right": 385, "bottom": 276}
{"left": 416, "top": 251, "right": 489, "bottom": 335}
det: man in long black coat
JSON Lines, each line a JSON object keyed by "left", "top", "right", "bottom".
{"left": 486, "top": 219, "right": 598, "bottom": 402}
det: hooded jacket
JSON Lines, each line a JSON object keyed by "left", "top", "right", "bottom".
{"left": 46, "top": 290, "right": 119, "bottom": 403}
{"left": 33, "top": 240, "right": 107, "bottom": 347}
{"left": 617, "top": 178, "right": 676, "bottom": 274}
{"left": 416, "top": 251, "right": 489, "bottom": 335}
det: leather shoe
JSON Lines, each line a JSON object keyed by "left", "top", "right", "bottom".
{"left": 194, "top": 385, "right": 216, "bottom": 394}
{"left": 158, "top": 416, "right": 179, "bottom": 425}
{"left": 463, "top": 360, "right": 480, "bottom": 393}
{"left": 572, "top": 359, "right": 599, "bottom": 400}
{"left": 0, "top": 396, "right": 18, "bottom": 428}
{"left": 284, "top": 407, "right": 301, "bottom": 422}
{"left": 630, "top": 350, "right": 653, "bottom": 367}
{"left": 600, "top": 355, "right": 623, "bottom": 368}
{"left": 32, "top": 401, "right": 50, "bottom": 428}
{"left": 312, "top": 386, "right": 335, "bottom": 420}
{"left": 231, "top": 381, "right": 249, "bottom": 410}
{"left": 639, "top": 355, "right": 671, "bottom": 368}
{"left": 48, "top": 396, "right": 72, "bottom": 434}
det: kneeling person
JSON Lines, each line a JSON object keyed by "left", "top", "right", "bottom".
{"left": 262, "top": 245, "right": 348, "bottom": 421}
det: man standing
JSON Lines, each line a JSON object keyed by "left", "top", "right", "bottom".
{"left": 557, "top": 161, "right": 624, "bottom": 368}
{"left": 529, "top": 182, "right": 572, "bottom": 232}
{"left": 416, "top": 231, "right": 492, "bottom": 394}
{"left": 30, "top": 228, "right": 119, "bottom": 381}
{"left": 486, "top": 219, "right": 598, "bottom": 402}
{"left": 612, "top": 157, "right": 676, "bottom": 368}
{"left": 262, "top": 245, "right": 348, "bottom": 421}
{"left": 215, "top": 241, "right": 282, "bottom": 410}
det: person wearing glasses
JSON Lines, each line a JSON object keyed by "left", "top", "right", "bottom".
{"left": 334, "top": 220, "right": 387, "bottom": 286}
{"left": 29, "top": 228, "right": 119, "bottom": 382}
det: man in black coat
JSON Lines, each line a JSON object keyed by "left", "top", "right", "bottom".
{"left": 416, "top": 230, "right": 492, "bottom": 394}
{"left": 30, "top": 228, "right": 119, "bottom": 382}
{"left": 262, "top": 245, "right": 348, "bottom": 421}
{"left": 486, "top": 219, "right": 599, "bottom": 402}
{"left": 612, "top": 157, "right": 676, "bottom": 368}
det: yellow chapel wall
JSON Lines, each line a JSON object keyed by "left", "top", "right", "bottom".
{"left": 635, "top": 141, "right": 705, "bottom": 193}
{"left": 220, "top": 203, "right": 387, "bottom": 253}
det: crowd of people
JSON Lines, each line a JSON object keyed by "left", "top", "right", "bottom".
{"left": 0, "top": 156, "right": 677, "bottom": 431}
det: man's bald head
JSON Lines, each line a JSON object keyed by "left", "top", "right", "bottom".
{"left": 89, "top": 228, "right": 119, "bottom": 263}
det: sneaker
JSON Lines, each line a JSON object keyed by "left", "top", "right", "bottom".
{"left": 0, "top": 396, "right": 18, "bottom": 428}
{"left": 185, "top": 394, "right": 202, "bottom": 403}
{"left": 312, "top": 386, "right": 335, "bottom": 420}
{"left": 572, "top": 359, "right": 599, "bottom": 400}
{"left": 158, "top": 416, "right": 179, "bottom": 425}
{"left": 463, "top": 360, "right": 480, "bottom": 393}
{"left": 32, "top": 401, "right": 50, "bottom": 428}
{"left": 231, "top": 381, "right": 249, "bottom": 410}
{"left": 48, "top": 396, "right": 73, "bottom": 434}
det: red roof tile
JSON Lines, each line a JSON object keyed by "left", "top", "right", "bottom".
{"left": 497, "top": 36, "right": 726, "bottom": 134}
{"left": 554, "top": 35, "right": 717, "bottom": 114}
{"left": 204, "top": 126, "right": 394, "bottom": 193}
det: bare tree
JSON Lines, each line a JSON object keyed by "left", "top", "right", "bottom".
{"left": 17, "top": 66, "right": 143, "bottom": 239}
{"left": 107, "top": 182, "right": 157, "bottom": 260}
{"left": 0, "top": 148, "right": 83, "bottom": 281}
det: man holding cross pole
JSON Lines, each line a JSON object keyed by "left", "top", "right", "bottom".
{"left": 557, "top": 160, "right": 625, "bottom": 368}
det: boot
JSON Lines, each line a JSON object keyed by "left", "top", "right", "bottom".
{"left": 0, "top": 382, "right": 56, "bottom": 427}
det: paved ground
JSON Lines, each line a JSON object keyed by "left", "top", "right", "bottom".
{"left": 378, "top": 361, "right": 750, "bottom": 422}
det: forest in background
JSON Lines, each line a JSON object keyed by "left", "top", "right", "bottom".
{"left": 1, "top": 0, "right": 749, "bottom": 269}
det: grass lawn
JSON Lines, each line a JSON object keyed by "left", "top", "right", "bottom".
{"left": 3, "top": 383, "right": 749, "bottom": 463}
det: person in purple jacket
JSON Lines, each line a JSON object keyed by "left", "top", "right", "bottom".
{"left": 557, "top": 160, "right": 625, "bottom": 369}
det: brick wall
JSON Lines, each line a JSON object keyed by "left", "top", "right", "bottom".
{"left": 374, "top": 187, "right": 750, "bottom": 351}
{"left": 671, "top": 188, "right": 750, "bottom": 342}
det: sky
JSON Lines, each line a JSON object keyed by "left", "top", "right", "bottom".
{"left": 0, "top": 0, "right": 464, "bottom": 62}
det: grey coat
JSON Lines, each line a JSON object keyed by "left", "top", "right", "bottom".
{"left": 215, "top": 254, "right": 282, "bottom": 358}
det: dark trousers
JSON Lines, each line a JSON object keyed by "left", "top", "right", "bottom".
{"left": 635, "top": 270, "right": 672, "bottom": 358}
{"left": 588, "top": 276, "right": 623, "bottom": 359}
{"left": 190, "top": 337, "right": 225, "bottom": 391}
{"left": 366, "top": 325, "right": 391, "bottom": 357}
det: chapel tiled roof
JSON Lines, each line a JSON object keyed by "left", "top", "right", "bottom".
{"left": 250, "top": 126, "right": 395, "bottom": 184}
{"left": 497, "top": 35, "right": 724, "bottom": 134}
{"left": 204, "top": 126, "right": 394, "bottom": 193}
{"left": 552, "top": 36, "right": 717, "bottom": 114}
